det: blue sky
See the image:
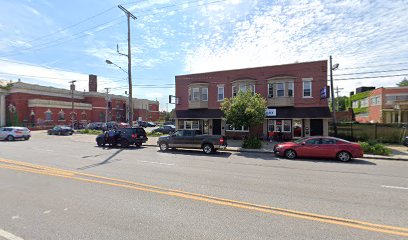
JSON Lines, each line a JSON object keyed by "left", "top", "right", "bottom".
{"left": 0, "top": 0, "right": 407, "bottom": 111}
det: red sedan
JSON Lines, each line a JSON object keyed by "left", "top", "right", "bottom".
{"left": 274, "top": 137, "right": 364, "bottom": 162}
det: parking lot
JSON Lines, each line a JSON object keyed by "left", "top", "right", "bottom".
{"left": 1, "top": 132, "right": 408, "bottom": 239}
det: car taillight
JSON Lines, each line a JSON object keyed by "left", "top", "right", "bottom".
{"left": 219, "top": 137, "right": 224, "bottom": 145}
{"left": 132, "top": 134, "right": 138, "bottom": 138}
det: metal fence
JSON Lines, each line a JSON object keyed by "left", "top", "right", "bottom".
{"left": 329, "top": 123, "right": 407, "bottom": 143}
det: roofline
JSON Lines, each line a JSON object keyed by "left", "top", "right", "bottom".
{"left": 175, "top": 60, "right": 327, "bottom": 78}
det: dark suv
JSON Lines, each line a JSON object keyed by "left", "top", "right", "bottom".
{"left": 96, "top": 127, "right": 148, "bottom": 148}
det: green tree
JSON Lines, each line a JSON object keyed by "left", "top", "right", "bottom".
{"left": 397, "top": 77, "right": 408, "bottom": 87}
{"left": 220, "top": 91, "right": 267, "bottom": 137}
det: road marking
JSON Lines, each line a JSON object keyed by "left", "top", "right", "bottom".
{"left": 0, "top": 158, "right": 408, "bottom": 237}
{"left": 0, "top": 229, "right": 24, "bottom": 240}
{"left": 43, "top": 210, "right": 51, "bottom": 214}
{"left": 381, "top": 185, "right": 408, "bottom": 190}
{"left": 139, "top": 160, "right": 175, "bottom": 166}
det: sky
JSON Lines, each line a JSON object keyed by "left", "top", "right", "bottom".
{"left": 0, "top": 0, "right": 407, "bottom": 111}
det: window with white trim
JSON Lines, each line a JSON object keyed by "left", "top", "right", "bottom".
{"left": 267, "top": 120, "right": 292, "bottom": 132}
{"left": 217, "top": 86, "right": 224, "bottom": 101}
{"left": 268, "top": 83, "right": 273, "bottom": 98}
{"left": 192, "top": 88, "right": 199, "bottom": 101}
{"left": 183, "top": 120, "right": 200, "bottom": 130}
{"left": 202, "top": 88, "right": 208, "bottom": 101}
{"left": 232, "top": 85, "right": 237, "bottom": 97}
{"left": 303, "top": 80, "right": 312, "bottom": 97}
{"left": 276, "top": 83, "right": 285, "bottom": 97}
{"left": 288, "top": 82, "right": 294, "bottom": 97}
{"left": 226, "top": 124, "right": 249, "bottom": 132}
{"left": 360, "top": 98, "right": 369, "bottom": 107}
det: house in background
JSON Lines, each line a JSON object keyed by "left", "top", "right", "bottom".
{"left": 351, "top": 86, "right": 408, "bottom": 124}
{"left": 174, "top": 60, "right": 331, "bottom": 139}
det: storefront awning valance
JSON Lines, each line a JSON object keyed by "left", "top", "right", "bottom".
{"left": 176, "top": 109, "right": 223, "bottom": 119}
{"left": 266, "top": 107, "right": 331, "bottom": 119}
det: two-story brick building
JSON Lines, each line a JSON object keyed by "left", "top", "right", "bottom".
{"left": 0, "top": 75, "right": 160, "bottom": 128}
{"left": 175, "top": 60, "right": 331, "bottom": 139}
{"left": 352, "top": 86, "right": 408, "bottom": 124}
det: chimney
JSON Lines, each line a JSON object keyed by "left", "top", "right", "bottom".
{"left": 89, "top": 74, "right": 97, "bottom": 92}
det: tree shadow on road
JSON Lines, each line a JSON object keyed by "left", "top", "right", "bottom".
{"left": 77, "top": 148, "right": 124, "bottom": 170}
{"left": 234, "top": 152, "right": 376, "bottom": 165}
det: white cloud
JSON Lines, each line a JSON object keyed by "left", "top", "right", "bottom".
{"left": 184, "top": 0, "right": 408, "bottom": 95}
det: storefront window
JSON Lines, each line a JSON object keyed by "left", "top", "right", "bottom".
{"left": 185, "top": 121, "right": 191, "bottom": 129}
{"left": 226, "top": 124, "right": 249, "bottom": 132}
{"left": 268, "top": 120, "right": 292, "bottom": 133}
{"left": 181, "top": 120, "right": 200, "bottom": 130}
{"left": 284, "top": 121, "right": 291, "bottom": 132}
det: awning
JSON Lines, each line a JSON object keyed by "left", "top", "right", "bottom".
{"left": 176, "top": 109, "right": 223, "bottom": 119}
{"left": 266, "top": 107, "right": 331, "bottom": 119}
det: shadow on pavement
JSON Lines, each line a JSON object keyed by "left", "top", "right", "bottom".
{"left": 77, "top": 148, "right": 124, "bottom": 170}
{"left": 157, "top": 149, "right": 232, "bottom": 158}
{"left": 235, "top": 152, "right": 376, "bottom": 165}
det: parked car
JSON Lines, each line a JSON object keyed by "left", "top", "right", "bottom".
{"left": 137, "top": 121, "right": 148, "bottom": 128}
{"left": 48, "top": 126, "right": 74, "bottom": 135}
{"left": 147, "top": 122, "right": 156, "bottom": 127}
{"left": 0, "top": 127, "right": 31, "bottom": 141}
{"left": 157, "top": 129, "right": 227, "bottom": 154}
{"left": 152, "top": 125, "right": 176, "bottom": 134}
{"left": 403, "top": 136, "right": 408, "bottom": 147}
{"left": 96, "top": 127, "right": 148, "bottom": 148}
{"left": 273, "top": 136, "right": 363, "bottom": 162}
{"left": 86, "top": 122, "right": 105, "bottom": 130}
{"left": 164, "top": 121, "right": 175, "bottom": 126}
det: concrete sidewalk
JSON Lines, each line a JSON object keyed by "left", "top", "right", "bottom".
{"left": 146, "top": 136, "right": 408, "bottom": 161}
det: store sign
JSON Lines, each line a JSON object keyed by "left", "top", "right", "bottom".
{"left": 320, "top": 86, "right": 330, "bottom": 99}
{"left": 265, "top": 108, "right": 276, "bottom": 117}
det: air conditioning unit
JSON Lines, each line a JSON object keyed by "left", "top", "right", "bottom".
{"left": 268, "top": 94, "right": 273, "bottom": 98}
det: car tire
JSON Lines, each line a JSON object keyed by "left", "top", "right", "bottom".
{"left": 6, "top": 135, "right": 14, "bottom": 141}
{"left": 121, "top": 139, "right": 130, "bottom": 148}
{"left": 135, "top": 143, "right": 141, "bottom": 147}
{"left": 202, "top": 144, "right": 214, "bottom": 154}
{"left": 159, "top": 142, "right": 168, "bottom": 151}
{"left": 96, "top": 138, "right": 105, "bottom": 147}
{"left": 285, "top": 149, "right": 297, "bottom": 159}
{"left": 337, "top": 151, "right": 351, "bottom": 162}
{"left": 24, "top": 136, "right": 30, "bottom": 140}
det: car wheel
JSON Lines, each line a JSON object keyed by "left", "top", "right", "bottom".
{"left": 337, "top": 151, "right": 351, "bottom": 162}
{"left": 159, "top": 142, "right": 168, "bottom": 151}
{"left": 285, "top": 149, "right": 296, "bottom": 159}
{"left": 202, "top": 144, "right": 214, "bottom": 154}
{"left": 24, "top": 136, "right": 30, "bottom": 140}
{"left": 6, "top": 135, "right": 14, "bottom": 141}
{"left": 135, "top": 143, "right": 141, "bottom": 147}
{"left": 121, "top": 139, "right": 130, "bottom": 148}
{"left": 96, "top": 138, "right": 105, "bottom": 147}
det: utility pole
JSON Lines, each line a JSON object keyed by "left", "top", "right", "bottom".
{"left": 118, "top": 5, "right": 136, "bottom": 127}
{"left": 105, "top": 88, "right": 110, "bottom": 124}
{"left": 330, "top": 56, "right": 338, "bottom": 136}
{"left": 335, "top": 86, "right": 344, "bottom": 111}
{"left": 69, "top": 80, "right": 77, "bottom": 129}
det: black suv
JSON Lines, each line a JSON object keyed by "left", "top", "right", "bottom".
{"left": 96, "top": 127, "right": 148, "bottom": 148}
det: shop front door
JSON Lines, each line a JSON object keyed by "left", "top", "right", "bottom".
{"left": 293, "top": 119, "right": 302, "bottom": 138}
{"left": 310, "top": 119, "right": 323, "bottom": 136}
{"left": 212, "top": 119, "right": 221, "bottom": 135}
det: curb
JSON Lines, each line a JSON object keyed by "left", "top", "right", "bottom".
{"left": 143, "top": 144, "right": 408, "bottom": 161}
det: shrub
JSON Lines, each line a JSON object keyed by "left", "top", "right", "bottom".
{"left": 147, "top": 131, "right": 164, "bottom": 137}
{"left": 359, "top": 141, "right": 392, "bottom": 156}
{"left": 77, "top": 129, "right": 103, "bottom": 135}
{"left": 242, "top": 137, "right": 262, "bottom": 149}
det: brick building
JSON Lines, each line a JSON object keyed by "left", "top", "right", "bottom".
{"left": 352, "top": 86, "right": 408, "bottom": 124}
{"left": 175, "top": 60, "right": 331, "bottom": 139}
{"left": 0, "top": 75, "right": 159, "bottom": 128}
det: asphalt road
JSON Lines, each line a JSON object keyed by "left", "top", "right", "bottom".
{"left": 0, "top": 132, "right": 407, "bottom": 239}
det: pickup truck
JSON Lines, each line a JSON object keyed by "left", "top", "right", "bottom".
{"left": 157, "top": 129, "right": 227, "bottom": 154}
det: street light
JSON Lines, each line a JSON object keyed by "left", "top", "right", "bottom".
{"left": 330, "top": 56, "right": 339, "bottom": 136}
{"left": 105, "top": 59, "right": 132, "bottom": 126}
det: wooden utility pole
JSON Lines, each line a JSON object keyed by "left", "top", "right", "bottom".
{"left": 118, "top": 5, "right": 136, "bottom": 127}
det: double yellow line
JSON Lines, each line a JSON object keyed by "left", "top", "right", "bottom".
{"left": 0, "top": 158, "right": 407, "bottom": 237}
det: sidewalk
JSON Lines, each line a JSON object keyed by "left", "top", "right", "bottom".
{"left": 146, "top": 136, "right": 408, "bottom": 161}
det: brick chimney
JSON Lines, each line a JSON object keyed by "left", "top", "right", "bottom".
{"left": 89, "top": 74, "right": 97, "bottom": 92}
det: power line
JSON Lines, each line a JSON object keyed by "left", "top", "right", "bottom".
{"left": 333, "top": 68, "right": 408, "bottom": 76}
{"left": 335, "top": 73, "right": 408, "bottom": 81}
{"left": 338, "top": 61, "right": 408, "bottom": 70}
